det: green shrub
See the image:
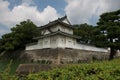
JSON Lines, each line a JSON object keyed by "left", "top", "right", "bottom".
{"left": 26, "top": 58, "right": 120, "bottom": 80}
{"left": 0, "top": 58, "right": 120, "bottom": 80}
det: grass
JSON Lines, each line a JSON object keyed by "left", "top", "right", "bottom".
{"left": 0, "top": 59, "right": 26, "bottom": 75}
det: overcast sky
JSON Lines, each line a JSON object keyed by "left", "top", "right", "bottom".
{"left": 0, "top": 0, "right": 120, "bottom": 37}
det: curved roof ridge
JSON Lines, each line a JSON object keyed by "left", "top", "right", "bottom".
{"left": 38, "top": 15, "right": 72, "bottom": 29}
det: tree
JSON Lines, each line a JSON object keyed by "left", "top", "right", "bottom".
{"left": 93, "top": 9, "right": 120, "bottom": 60}
{"left": 0, "top": 38, "right": 3, "bottom": 53}
{"left": 0, "top": 19, "right": 41, "bottom": 51}
{"left": 1, "top": 33, "right": 14, "bottom": 50}
{"left": 73, "top": 23, "right": 94, "bottom": 44}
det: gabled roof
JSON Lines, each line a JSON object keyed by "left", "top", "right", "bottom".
{"left": 38, "top": 15, "right": 74, "bottom": 30}
{"left": 33, "top": 31, "right": 81, "bottom": 40}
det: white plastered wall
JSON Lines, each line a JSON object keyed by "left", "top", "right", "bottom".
{"left": 50, "top": 35, "right": 58, "bottom": 48}
{"left": 38, "top": 39, "right": 43, "bottom": 49}
{"left": 41, "top": 29, "right": 50, "bottom": 35}
{"left": 43, "top": 37, "right": 50, "bottom": 48}
{"left": 62, "top": 18, "right": 70, "bottom": 24}
{"left": 26, "top": 35, "right": 108, "bottom": 53}
{"left": 65, "top": 36, "right": 75, "bottom": 48}
{"left": 26, "top": 44, "right": 40, "bottom": 50}
{"left": 57, "top": 35, "right": 66, "bottom": 48}
{"left": 50, "top": 25, "right": 73, "bottom": 34}
{"left": 75, "top": 42, "right": 108, "bottom": 52}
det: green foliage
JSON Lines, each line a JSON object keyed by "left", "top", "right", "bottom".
{"left": 0, "top": 19, "right": 41, "bottom": 51}
{"left": 94, "top": 9, "right": 120, "bottom": 47}
{"left": 0, "top": 60, "right": 27, "bottom": 75}
{"left": 26, "top": 58, "right": 120, "bottom": 80}
{"left": 73, "top": 23, "right": 94, "bottom": 44}
{"left": 0, "top": 59, "right": 120, "bottom": 80}
{"left": 0, "top": 39, "right": 4, "bottom": 53}
{"left": 93, "top": 9, "right": 120, "bottom": 59}
{"left": 0, "top": 20, "right": 40, "bottom": 50}
{"left": 0, "top": 60, "right": 19, "bottom": 80}
{"left": 0, "top": 60, "right": 12, "bottom": 80}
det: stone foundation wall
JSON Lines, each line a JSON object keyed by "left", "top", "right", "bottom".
{"left": 25, "top": 48, "right": 59, "bottom": 64}
{"left": 57, "top": 48, "right": 109, "bottom": 64}
{"left": 25, "top": 48, "right": 110, "bottom": 64}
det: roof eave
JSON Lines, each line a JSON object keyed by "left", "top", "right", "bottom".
{"left": 33, "top": 31, "right": 81, "bottom": 40}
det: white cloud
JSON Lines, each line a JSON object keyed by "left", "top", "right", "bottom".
{"left": 0, "top": 0, "right": 60, "bottom": 28}
{"left": 0, "top": 0, "right": 120, "bottom": 37}
{"left": 65, "top": 0, "right": 120, "bottom": 25}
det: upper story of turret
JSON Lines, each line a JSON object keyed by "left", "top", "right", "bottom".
{"left": 39, "top": 15, "right": 74, "bottom": 35}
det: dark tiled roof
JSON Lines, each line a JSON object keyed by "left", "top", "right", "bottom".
{"left": 38, "top": 15, "right": 74, "bottom": 30}
{"left": 33, "top": 31, "right": 81, "bottom": 40}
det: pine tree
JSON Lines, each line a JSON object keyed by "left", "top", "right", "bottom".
{"left": 93, "top": 9, "right": 120, "bottom": 59}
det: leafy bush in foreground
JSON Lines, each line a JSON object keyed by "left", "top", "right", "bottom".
{"left": 27, "top": 59, "right": 120, "bottom": 80}
{"left": 0, "top": 59, "right": 120, "bottom": 80}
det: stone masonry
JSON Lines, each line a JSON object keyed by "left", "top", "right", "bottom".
{"left": 25, "top": 48, "right": 109, "bottom": 64}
